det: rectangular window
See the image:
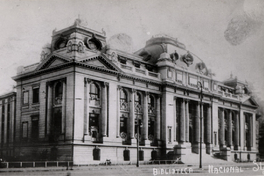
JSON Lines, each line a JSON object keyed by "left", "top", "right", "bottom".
{"left": 189, "top": 76, "right": 197, "bottom": 87}
{"left": 22, "top": 122, "right": 28, "bottom": 139}
{"left": 32, "top": 87, "right": 39, "bottom": 104}
{"left": 23, "top": 91, "right": 29, "bottom": 105}
{"left": 203, "top": 80, "right": 209, "bottom": 90}
{"left": 176, "top": 72, "right": 183, "bottom": 82}
{"left": 31, "top": 115, "right": 39, "bottom": 140}
{"left": 168, "top": 126, "right": 172, "bottom": 143}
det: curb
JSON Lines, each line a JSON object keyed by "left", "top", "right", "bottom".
{"left": 0, "top": 162, "right": 258, "bottom": 173}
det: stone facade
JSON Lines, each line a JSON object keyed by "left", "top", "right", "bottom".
{"left": 0, "top": 18, "right": 259, "bottom": 164}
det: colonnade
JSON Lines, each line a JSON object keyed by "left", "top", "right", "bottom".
{"left": 116, "top": 87, "right": 161, "bottom": 143}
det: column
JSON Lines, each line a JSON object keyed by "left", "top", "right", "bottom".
{"left": 62, "top": 80, "right": 66, "bottom": 134}
{"left": 156, "top": 95, "right": 161, "bottom": 141}
{"left": 240, "top": 110, "right": 244, "bottom": 150}
{"left": 185, "top": 100, "right": 189, "bottom": 142}
{"left": 218, "top": 108, "right": 224, "bottom": 146}
{"left": 180, "top": 99, "right": 185, "bottom": 142}
{"left": 0, "top": 101, "right": 2, "bottom": 143}
{"left": 206, "top": 105, "right": 211, "bottom": 144}
{"left": 249, "top": 114, "right": 253, "bottom": 148}
{"left": 234, "top": 112, "right": 239, "bottom": 148}
{"left": 101, "top": 82, "right": 108, "bottom": 137}
{"left": 129, "top": 89, "right": 135, "bottom": 138}
{"left": 143, "top": 92, "right": 148, "bottom": 140}
{"left": 195, "top": 102, "right": 200, "bottom": 143}
{"left": 252, "top": 113, "right": 256, "bottom": 149}
{"left": 201, "top": 103, "right": 204, "bottom": 143}
{"left": 228, "top": 111, "right": 232, "bottom": 147}
{"left": 116, "top": 86, "right": 121, "bottom": 138}
{"left": 46, "top": 83, "right": 52, "bottom": 135}
{"left": 4, "top": 100, "right": 7, "bottom": 144}
{"left": 10, "top": 96, "right": 16, "bottom": 143}
{"left": 173, "top": 97, "right": 177, "bottom": 141}
{"left": 84, "top": 78, "right": 90, "bottom": 135}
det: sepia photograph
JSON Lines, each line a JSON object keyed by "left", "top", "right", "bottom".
{"left": 0, "top": 0, "right": 264, "bottom": 175}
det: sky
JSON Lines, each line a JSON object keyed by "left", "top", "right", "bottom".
{"left": 0, "top": 0, "right": 263, "bottom": 102}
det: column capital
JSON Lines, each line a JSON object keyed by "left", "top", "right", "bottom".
{"left": 185, "top": 99, "right": 190, "bottom": 103}
{"left": 143, "top": 91, "right": 149, "bottom": 96}
{"left": 117, "top": 85, "right": 122, "bottom": 90}
{"left": 130, "top": 88, "right": 137, "bottom": 93}
{"left": 84, "top": 78, "right": 92, "bottom": 84}
{"left": 157, "top": 94, "right": 162, "bottom": 99}
{"left": 102, "top": 82, "right": 109, "bottom": 87}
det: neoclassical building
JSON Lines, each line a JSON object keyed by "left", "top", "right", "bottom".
{"left": 0, "top": 19, "right": 259, "bottom": 164}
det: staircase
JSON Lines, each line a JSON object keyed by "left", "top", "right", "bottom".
{"left": 182, "top": 152, "right": 233, "bottom": 165}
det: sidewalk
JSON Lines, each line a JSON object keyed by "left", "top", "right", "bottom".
{"left": 0, "top": 161, "right": 259, "bottom": 173}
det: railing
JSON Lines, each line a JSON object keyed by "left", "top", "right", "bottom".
{"left": 0, "top": 161, "right": 73, "bottom": 169}
{"left": 135, "top": 68, "right": 146, "bottom": 75}
{"left": 120, "top": 64, "right": 132, "bottom": 71}
{"left": 148, "top": 71, "right": 160, "bottom": 78}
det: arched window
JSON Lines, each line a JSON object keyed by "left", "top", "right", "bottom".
{"left": 135, "top": 92, "right": 142, "bottom": 113}
{"left": 90, "top": 83, "right": 100, "bottom": 100}
{"left": 148, "top": 95, "right": 155, "bottom": 114}
{"left": 120, "top": 89, "right": 128, "bottom": 111}
{"left": 135, "top": 93, "right": 141, "bottom": 105}
{"left": 54, "top": 82, "right": 63, "bottom": 105}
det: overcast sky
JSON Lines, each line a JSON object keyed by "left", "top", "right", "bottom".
{"left": 0, "top": 0, "right": 263, "bottom": 100}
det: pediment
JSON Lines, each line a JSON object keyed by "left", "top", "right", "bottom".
{"left": 81, "top": 55, "right": 122, "bottom": 72}
{"left": 36, "top": 55, "right": 70, "bottom": 71}
{"left": 243, "top": 97, "right": 258, "bottom": 107}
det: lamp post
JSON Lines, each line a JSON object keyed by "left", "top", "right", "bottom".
{"left": 197, "top": 81, "right": 203, "bottom": 169}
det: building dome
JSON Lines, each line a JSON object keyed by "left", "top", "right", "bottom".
{"left": 135, "top": 34, "right": 209, "bottom": 76}
{"left": 107, "top": 33, "right": 133, "bottom": 53}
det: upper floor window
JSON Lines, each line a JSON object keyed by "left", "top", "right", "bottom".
{"left": 23, "top": 91, "right": 29, "bottom": 105}
{"left": 203, "top": 80, "right": 209, "bottom": 90}
{"left": 90, "top": 83, "right": 100, "bottom": 100}
{"left": 148, "top": 95, "right": 155, "bottom": 114}
{"left": 135, "top": 93, "right": 141, "bottom": 105}
{"left": 189, "top": 75, "right": 197, "bottom": 87}
{"left": 32, "top": 87, "right": 39, "bottom": 104}
{"left": 176, "top": 72, "right": 183, "bottom": 82}
{"left": 54, "top": 82, "right": 63, "bottom": 105}
{"left": 135, "top": 92, "right": 142, "bottom": 113}
{"left": 120, "top": 89, "right": 128, "bottom": 111}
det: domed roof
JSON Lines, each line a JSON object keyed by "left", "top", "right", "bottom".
{"left": 135, "top": 34, "right": 210, "bottom": 76}
{"left": 107, "top": 33, "right": 133, "bottom": 53}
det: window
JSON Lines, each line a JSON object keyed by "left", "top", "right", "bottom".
{"left": 203, "top": 80, "right": 209, "bottom": 90}
{"left": 32, "top": 87, "right": 39, "bottom": 104}
{"left": 120, "top": 89, "right": 128, "bottom": 111}
{"left": 89, "top": 113, "right": 99, "bottom": 136}
{"left": 120, "top": 115, "right": 128, "bottom": 139}
{"left": 53, "top": 108, "right": 62, "bottom": 134}
{"left": 90, "top": 83, "right": 100, "bottom": 100}
{"left": 148, "top": 95, "right": 155, "bottom": 114}
{"left": 54, "top": 82, "right": 63, "bottom": 105}
{"left": 22, "top": 122, "right": 28, "bottom": 139}
{"left": 135, "top": 92, "right": 142, "bottom": 113}
{"left": 31, "top": 115, "right": 39, "bottom": 140}
{"left": 23, "top": 91, "right": 29, "bottom": 105}
{"left": 176, "top": 72, "right": 183, "bottom": 82}
{"left": 135, "top": 93, "right": 141, "bottom": 105}
{"left": 189, "top": 76, "right": 197, "bottom": 87}
{"left": 168, "top": 126, "right": 172, "bottom": 143}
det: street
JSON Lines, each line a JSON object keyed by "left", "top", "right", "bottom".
{"left": 1, "top": 167, "right": 264, "bottom": 176}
